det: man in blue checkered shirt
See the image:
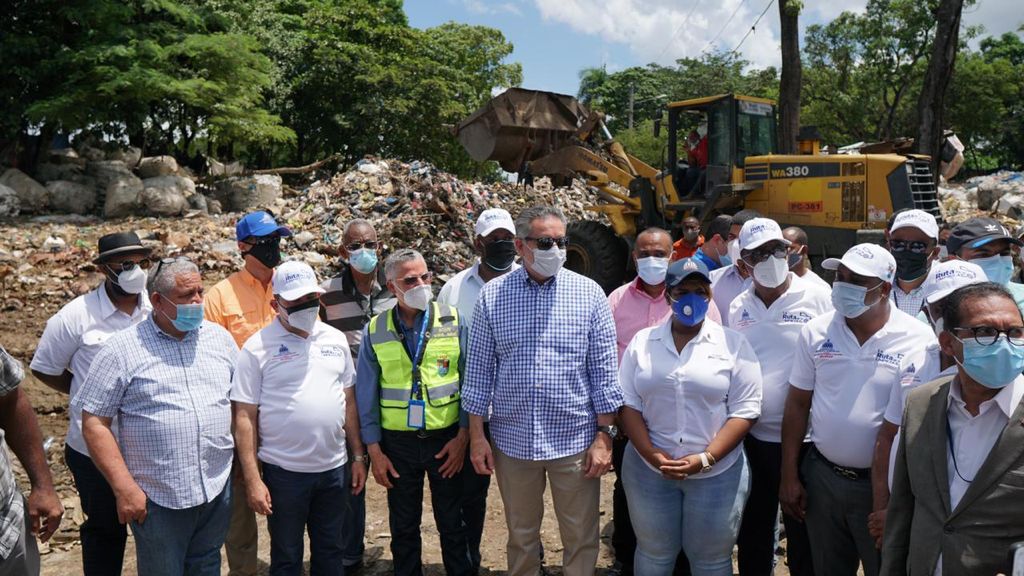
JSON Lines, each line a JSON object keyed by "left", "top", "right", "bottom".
{"left": 464, "top": 206, "right": 623, "bottom": 576}
{"left": 75, "top": 258, "right": 237, "bottom": 576}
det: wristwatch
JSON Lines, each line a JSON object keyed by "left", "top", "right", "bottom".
{"left": 699, "top": 451, "right": 715, "bottom": 473}
{"left": 352, "top": 454, "right": 368, "bottom": 463}
{"left": 597, "top": 425, "right": 619, "bottom": 439}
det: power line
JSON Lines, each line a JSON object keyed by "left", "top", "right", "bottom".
{"left": 702, "top": 0, "right": 748, "bottom": 53}
{"left": 656, "top": 0, "right": 702, "bottom": 61}
{"left": 730, "top": 0, "right": 776, "bottom": 56}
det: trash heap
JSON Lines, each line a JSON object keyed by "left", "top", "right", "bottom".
{"left": 940, "top": 170, "right": 1024, "bottom": 227}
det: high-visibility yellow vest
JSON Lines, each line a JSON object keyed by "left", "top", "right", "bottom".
{"left": 368, "top": 302, "right": 462, "bottom": 431}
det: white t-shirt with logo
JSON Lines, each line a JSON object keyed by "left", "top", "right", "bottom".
{"left": 232, "top": 319, "right": 355, "bottom": 473}
{"left": 789, "top": 308, "right": 936, "bottom": 468}
{"left": 728, "top": 274, "right": 833, "bottom": 442}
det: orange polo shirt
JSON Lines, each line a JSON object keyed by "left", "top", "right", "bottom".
{"left": 203, "top": 268, "right": 276, "bottom": 348}
{"left": 672, "top": 235, "right": 704, "bottom": 261}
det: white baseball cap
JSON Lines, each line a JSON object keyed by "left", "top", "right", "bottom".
{"left": 739, "top": 217, "right": 790, "bottom": 251}
{"left": 475, "top": 208, "right": 516, "bottom": 238}
{"left": 822, "top": 243, "right": 897, "bottom": 284}
{"left": 922, "top": 260, "right": 987, "bottom": 304}
{"left": 272, "top": 260, "right": 325, "bottom": 301}
{"left": 890, "top": 209, "right": 939, "bottom": 240}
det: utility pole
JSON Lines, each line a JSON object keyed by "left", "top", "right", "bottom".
{"left": 628, "top": 83, "right": 635, "bottom": 130}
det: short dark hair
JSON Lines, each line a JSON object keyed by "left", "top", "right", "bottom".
{"left": 731, "top": 209, "right": 762, "bottom": 228}
{"left": 941, "top": 282, "right": 1022, "bottom": 329}
{"left": 706, "top": 215, "right": 732, "bottom": 241}
{"left": 783, "top": 226, "right": 808, "bottom": 245}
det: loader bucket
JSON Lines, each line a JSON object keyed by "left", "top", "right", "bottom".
{"left": 454, "top": 88, "right": 591, "bottom": 172}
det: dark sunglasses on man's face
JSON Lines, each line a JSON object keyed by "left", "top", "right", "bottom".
{"left": 889, "top": 239, "right": 932, "bottom": 254}
{"left": 345, "top": 241, "right": 379, "bottom": 252}
{"left": 526, "top": 236, "right": 569, "bottom": 250}
{"left": 105, "top": 259, "right": 152, "bottom": 273}
{"left": 398, "top": 272, "right": 433, "bottom": 288}
{"left": 244, "top": 235, "right": 281, "bottom": 246}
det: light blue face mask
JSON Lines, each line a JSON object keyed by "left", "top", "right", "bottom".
{"left": 954, "top": 334, "right": 1024, "bottom": 389}
{"left": 160, "top": 302, "right": 204, "bottom": 332}
{"left": 831, "top": 281, "right": 882, "bottom": 319}
{"left": 349, "top": 248, "right": 378, "bottom": 275}
{"left": 971, "top": 254, "right": 1014, "bottom": 286}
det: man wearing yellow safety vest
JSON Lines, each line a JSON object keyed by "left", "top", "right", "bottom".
{"left": 354, "top": 248, "right": 473, "bottom": 576}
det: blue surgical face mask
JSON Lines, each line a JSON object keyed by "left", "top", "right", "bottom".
{"left": 831, "top": 281, "right": 882, "bottom": 319}
{"left": 954, "top": 335, "right": 1024, "bottom": 389}
{"left": 669, "top": 292, "right": 709, "bottom": 326}
{"left": 971, "top": 254, "right": 1013, "bottom": 286}
{"left": 160, "top": 301, "right": 204, "bottom": 332}
{"left": 349, "top": 248, "right": 378, "bottom": 275}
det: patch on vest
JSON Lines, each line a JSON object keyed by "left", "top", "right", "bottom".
{"left": 432, "top": 325, "right": 458, "bottom": 338}
{"left": 436, "top": 354, "right": 450, "bottom": 377}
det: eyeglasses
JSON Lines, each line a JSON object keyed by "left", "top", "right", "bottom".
{"left": 525, "top": 236, "right": 569, "bottom": 250}
{"left": 243, "top": 235, "right": 281, "bottom": 246}
{"left": 152, "top": 256, "right": 193, "bottom": 279}
{"left": 889, "top": 240, "right": 933, "bottom": 254}
{"left": 345, "top": 241, "right": 379, "bottom": 252}
{"left": 104, "top": 259, "right": 153, "bottom": 272}
{"left": 952, "top": 326, "right": 1024, "bottom": 347}
{"left": 398, "top": 272, "right": 433, "bottom": 288}
{"left": 742, "top": 246, "right": 788, "bottom": 265}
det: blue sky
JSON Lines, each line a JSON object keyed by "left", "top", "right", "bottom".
{"left": 405, "top": 0, "right": 1023, "bottom": 96}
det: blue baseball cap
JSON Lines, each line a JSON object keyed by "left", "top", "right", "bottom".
{"left": 235, "top": 211, "right": 292, "bottom": 241}
{"left": 666, "top": 257, "right": 711, "bottom": 287}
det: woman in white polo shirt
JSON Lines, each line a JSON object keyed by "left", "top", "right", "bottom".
{"left": 619, "top": 257, "right": 762, "bottom": 576}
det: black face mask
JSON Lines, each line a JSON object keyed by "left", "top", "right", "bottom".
{"left": 892, "top": 250, "right": 929, "bottom": 282}
{"left": 683, "top": 230, "right": 699, "bottom": 243}
{"left": 244, "top": 237, "right": 282, "bottom": 269}
{"left": 787, "top": 250, "right": 804, "bottom": 269}
{"left": 483, "top": 239, "right": 516, "bottom": 271}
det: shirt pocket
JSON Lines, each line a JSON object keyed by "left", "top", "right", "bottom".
{"left": 221, "top": 304, "right": 263, "bottom": 343}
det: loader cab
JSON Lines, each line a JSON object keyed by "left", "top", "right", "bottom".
{"left": 667, "top": 94, "right": 777, "bottom": 199}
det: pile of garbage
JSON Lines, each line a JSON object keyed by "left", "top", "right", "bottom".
{"left": 940, "top": 170, "right": 1024, "bottom": 226}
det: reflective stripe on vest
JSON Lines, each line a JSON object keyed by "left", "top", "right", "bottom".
{"left": 369, "top": 302, "right": 462, "bottom": 431}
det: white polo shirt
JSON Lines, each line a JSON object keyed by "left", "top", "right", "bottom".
{"left": 728, "top": 274, "right": 833, "bottom": 442}
{"left": 789, "top": 307, "right": 935, "bottom": 468}
{"left": 710, "top": 265, "right": 750, "bottom": 326}
{"left": 30, "top": 285, "right": 151, "bottom": 456}
{"left": 232, "top": 319, "right": 355, "bottom": 473}
{"left": 437, "top": 261, "right": 519, "bottom": 328}
{"left": 798, "top": 269, "right": 831, "bottom": 290}
{"left": 620, "top": 319, "right": 762, "bottom": 478}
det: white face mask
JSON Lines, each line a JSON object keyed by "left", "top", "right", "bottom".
{"left": 530, "top": 246, "right": 566, "bottom": 279}
{"left": 282, "top": 304, "right": 319, "bottom": 334}
{"left": 727, "top": 239, "right": 741, "bottom": 268}
{"left": 752, "top": 256, "right": 789, "bottom": 288}
{"left": 115, "top": 266, "right": 147, "bottom": 295}
{"left": 399, "top": 284, "right": 433, "bottom": 311}
{"left": 636, "top": 256, "right": 670, "bottom": 285}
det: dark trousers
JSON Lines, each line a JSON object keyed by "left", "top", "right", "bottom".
{"left": 462, "top": 423, "right": 491, "bottom": 572}
{"left": 381, "top": 427, "right": 473, "bottom": 576}
{"left": 65, "top": 445, "right": 127, "bottom": 576}
{"left": 736, "top": 436, "right": 813, "bottom": 576}
{"left": 341, "top": 463, "right": 366, "bottom": 566}
{"left": 611, "top": 436, "right": 692, "bottom": 576}
{"left": 262, "top": 463, "right": 348, "bottom": 576}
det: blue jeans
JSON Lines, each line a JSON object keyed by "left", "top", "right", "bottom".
{"left": 341, "top": 462, "right": 366, "bottom": 567}
{"left": 130, "top": 481, "right": 231, "bottom": 576}
{"left": 622, "top": 444, "right": 750, "bottom": 576}
{"left": 262, "top": 462, "right": 347, "bottom": 576}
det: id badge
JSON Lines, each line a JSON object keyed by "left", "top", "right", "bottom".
{"left": 407, "top": 399, "right": 426, "bottom": 429}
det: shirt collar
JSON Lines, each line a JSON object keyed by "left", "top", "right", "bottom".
{"left": 239, "top": 267, "right": 273, "bottom": 293}
{"left": 521, "top": 266, "right": 559, "bottom": 289}
{"left": 628, "top": 277, "right": 665, "bottom": 301}
{"left": 96, "top": 283, "right": 152, "bottom": 319}
{"left": 148, "top": 314, "right": 200, "bottom": 342}
{"left": 948, "top": 374, "right": 1024, "bottom": 418}
{"left": 652, "top": 316, "right": 717, "bottom": 354}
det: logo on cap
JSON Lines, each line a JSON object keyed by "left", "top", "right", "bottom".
{"left": 261, "top": 213, "right": 274, "bottom": 224}
{"left": 684, "top": 260, "right": 698, "bottom": 271}
{"left": 853, "top": 246, "right": 875, "bottom": 259}
{"left": 985, "top": 224, "right": 999, "bottom": 232}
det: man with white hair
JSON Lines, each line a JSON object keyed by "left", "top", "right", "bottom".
{"left": 233, "top": 261, "right": 365, "bottom": 574}
{"left": 76, "top": 258, "right": 238, "bottom": 576}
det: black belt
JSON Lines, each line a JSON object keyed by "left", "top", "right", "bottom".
{"left": 812, "top": 445, "right": 871, "bottom": 481}
{"left": 382, "top": 424, "right": 458, "bottom": 440}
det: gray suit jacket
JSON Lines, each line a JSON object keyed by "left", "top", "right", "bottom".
{"left": 881, "top": 376, "right": 1024, "bottom": 576}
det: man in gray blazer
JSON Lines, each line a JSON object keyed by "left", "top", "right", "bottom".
{"left": 882, "top": 282, "right": 1024, "bottom": 576}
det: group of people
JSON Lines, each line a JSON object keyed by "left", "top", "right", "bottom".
{"left": 0, "top": 202, "right": 1022, "bottom": 576}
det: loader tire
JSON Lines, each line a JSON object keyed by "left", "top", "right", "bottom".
{"left": 566, "top": 221, "right": 628, "bottom": 294}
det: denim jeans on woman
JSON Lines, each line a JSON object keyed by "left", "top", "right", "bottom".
{"left": 621, "top": 443, "right": 750, "bottom": 576}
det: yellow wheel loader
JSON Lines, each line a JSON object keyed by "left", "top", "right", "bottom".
{"left": 454, "top": 88, "right": 942, "bottom": 293}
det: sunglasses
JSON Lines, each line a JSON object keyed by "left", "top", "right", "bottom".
{"left": 398, "top": 272, "right": 433, "bottom": 288}
{"left": 889, "top": 239, "right": 932, "bottom": 254}
{"left": 742, "top": 246, "right": 788, "bottom": 265}
{"left": 152, "top": 256, "right": 193, "bottom": 279}
{"left": 105, "top": 259, "right": 153, "bottom": 272}
{"left": 526, "top": 236, "right": 569, "bottom": 250}
{"left": 345, "top": 241, "right": 379, "bottom": 252}
{"left": 243, "top": 235, "right": 281, "bottom": 246}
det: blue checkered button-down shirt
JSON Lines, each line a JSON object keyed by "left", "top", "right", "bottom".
{"left": 0, "top": 347, "right": 25, "bottom": 560}
{"left": 463, "top": 267, "right": 623, "bottom": 461}
{"left": 74, "top": 317, "right": 237, "bottom": 510}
